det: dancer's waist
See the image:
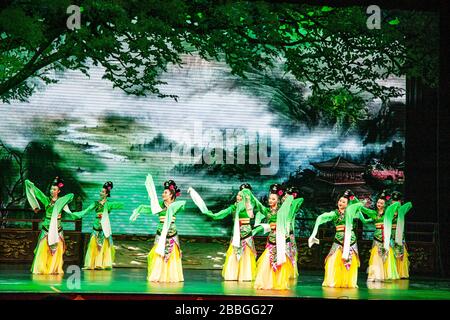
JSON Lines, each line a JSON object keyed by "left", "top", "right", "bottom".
{"left": 42, "top": 225, "right": 62, "bottom": 233}
{"left": 375, "top": 223, "right": 384, "bottom": 229}
{"left": 159, "top": 216, "right": 176, "bottom": 223}
{"left": 239, "top": 218, "right": 250, "bottom": 226}
{"left": 333, "top": 239, "right": 356, "bottom": 247}
{"left": 156, "top": 230, "right": 177, "bottom": 238}
{"left": 392, "top": 224, "right": 397, "bottom": 229}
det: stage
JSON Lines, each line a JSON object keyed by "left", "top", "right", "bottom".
{"left": 1, "top": 265, "right": 449, "bottom": 300}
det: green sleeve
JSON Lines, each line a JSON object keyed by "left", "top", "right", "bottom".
{"left": 357, "top": 210, "right": 372, "bottom": 224}
{"left": 360, "top": 206, "right": 377, "bottom": 220}
{"left": 24, "top": 179, "right": 49, "bottom": 207}
{"left": 133, "top": 204, "right": 153, "bottom": 215}
{"left": 288, "top": 197, "right": 304, "bottom": 222}
{"left": 310, "top": 211, "right": 336, "bottom": 238}
{"left": 54, "top": 193, "right": 74, "bottom": 214}
{"left": 398, "top": 202, "right": 413, "bottom": 218}
{"left": 68, "top": 202, "right": 96, "bottom": 219}
{"left": 204, "top": 204, "right": 235, "bottom": 220}
{"left": 245, "top": 189, "right": 268, "bottom": 217}
{"left": 171, "top": 200, "right": 186, "bottom": 215}
{"left": 107, "top": 202, "right": 124, "bottom": 211}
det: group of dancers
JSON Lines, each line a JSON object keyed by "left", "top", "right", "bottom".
{"left": 24, "top": 174, "right": 412, "bottom": 290}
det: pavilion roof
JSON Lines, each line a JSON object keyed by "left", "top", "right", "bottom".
{"left": 311, "top": 156, "right": 365, "bottom": 172}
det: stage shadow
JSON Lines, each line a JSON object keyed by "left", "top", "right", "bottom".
{"left": 82, "top": 270, "right": 113, "bottom": 283}
{"left": 321, "top": 287, "right": 360, "bottom": 299}
{"left": 366, "top": 279, "right": 410, "bottom": 290}
{"left": 146, "top": 281, "right": 184, "bottom": 294}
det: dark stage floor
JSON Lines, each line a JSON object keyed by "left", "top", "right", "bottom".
{"left": 1, "top": 265, "right": 449, "bottom": 300}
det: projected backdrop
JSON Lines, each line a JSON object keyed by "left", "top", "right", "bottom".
{"left": 0, "top": 2, "right": 426, "bottom": 237}
{"left": 0, "top": 54, "right": 406, "bottom": 236}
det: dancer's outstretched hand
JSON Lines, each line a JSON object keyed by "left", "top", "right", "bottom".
{"left": 308, "top": 236, "right": 319, "bottom": 248}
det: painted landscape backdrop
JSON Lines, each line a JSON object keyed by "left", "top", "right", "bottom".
{"left": 1, "top": 2, "right": 433, "bottom": 238}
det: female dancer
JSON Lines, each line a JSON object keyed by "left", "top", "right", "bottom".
{"left": 68, "top": 181, "right": 123, "bottom": 270}
{"left": 188, "top": 183, "right": 257, "bottom": 282}
{"left": 282, "top": 186, "right": 304, "bottom": 279}
{"left": 360, "top": 191, "right": 400, "bottom": 281}
{"left": 249, "top": 184, "right": 296, "bottom": 290}
{"left": 390, "top": 191, "right": 413, "bottom": 279}
{"left": 308, "top": 190, "right": 368, "bottom": 288}
{"left": 25, "top": 177, "right": 74, "bottom": 274}
{"left": 130, "top": 175, "right": 186, "bottom": 282}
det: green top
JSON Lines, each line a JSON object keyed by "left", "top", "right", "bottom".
{"left": 24, "top": 179, "right": 74, "bottom": 230}
{"left": 311, "top": 205, "right": 369, "bottom": 244}
{"left": 69, "top": 200, "right": 124, "bottom": 230}
{"left": 360, "top": 206, "right": 384, "bottom": 241}
{"left": 133, "top": 200, "right": 185, "bottom": 236}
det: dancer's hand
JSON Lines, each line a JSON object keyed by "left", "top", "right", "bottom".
{"left": 308, "top": 236, "right": 319, "bottom": 248}
{"left": 33, "top": 208, "right": 39, "bottom": 214}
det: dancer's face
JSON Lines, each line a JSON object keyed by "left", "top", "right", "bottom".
{"left": 162, "top": 189, "right": 173, "bottom": 202}
{"left": 376, "top": 199, "right": 385, "bottom": 211}
{"left": 268, "top": 194, "right": 279, "bottom": 208}
{"left": 100, "top": 188, "right": 108, "bottom": 199}
{"left": 50, "top": 186, "right": 60, "bottom": 198}
{"left": 236, "top": 193, "right": 242, "bottom": 203}
{"left": 337, "top": 197, "right": 348, "bottom": 212}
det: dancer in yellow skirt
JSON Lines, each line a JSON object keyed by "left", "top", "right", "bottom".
{"left": 188, "top": 183, "right": 257, "bottom": 282}
{"left": 308, "top": 190, "right": 367, "bottom": 288}
{"left": 25, "top": 177, "right": 74, "bottom": 274}
{"left": 360, "top": 191, "right": 400, "bottom": 281}
{"left": 250, "top": 184, "right": 296, "bottom": 290}
{"left": 130, "top": 175, "right": 186, "bottom": 282}
{"left": 282, "top": 186, "right": 304, "bottom": 279}
{"left": 68, "top": 181, "right": 123, "bottom": 270}
{"left": 390, "top": 191, "right": 413, "bottom": 279}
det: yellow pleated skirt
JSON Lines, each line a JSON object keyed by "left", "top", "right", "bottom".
{"left": 147, "top": 243, "right": 184, "bottom": 282}
{"left": 385, "top": 247, "right": 400, "bottom": 280}
{"left": 31, "top": 237, "right": 65, "bottom": 275}
{"left": 396, "top": 247, "right": 410, "bottom": 279}
{"left": 83, "top": 235, "right": 115, "bottom": 270}
{"left": 254, "top": 248, "right": 295, "bottom": 290}
{"left": 323, "top": 247, "right": 359, "bottom": 288}
{"left": 367, "top": 246, "right": 385, "bottom": 282}
{"left": 222, "top": 244, "right": 256, "bottom": 281}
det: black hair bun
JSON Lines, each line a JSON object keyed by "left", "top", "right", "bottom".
{"left": 285, "top": 186, "right": 300, "bottom": 199}
{"left": 342, "top": 189, "right": 355, "bottom": 200}
{"left": 239, "top": 183, "right": 252, "bottom": 191}
{"left": 391, "top": 191, "right": 403, "bottom": 201}
{"left": 378, "top": 190, "right": 391, "bottom": 201}
{"left": 52, "top": 176, "right": 64, "bottom": 188}
{"left": 103, "top": 181, "right": 113, "bottom": 196}
{"left": 269, "top": 183, "right": 285, "bottom": 197}
{"left": 164, "top": 180, "right": 181, "bottom": 197}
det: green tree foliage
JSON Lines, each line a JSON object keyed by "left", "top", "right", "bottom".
{"left": 24, "top": 141, "right": 86, "bottom": 199}
{"left": 0, "top": 1, "right": 439, "bottom": 103}
{"left": 0, "top": 140, "right": 87, "bottom": 209}
{"left": 306, "top": 88, "right": 367, "bottom": 130}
